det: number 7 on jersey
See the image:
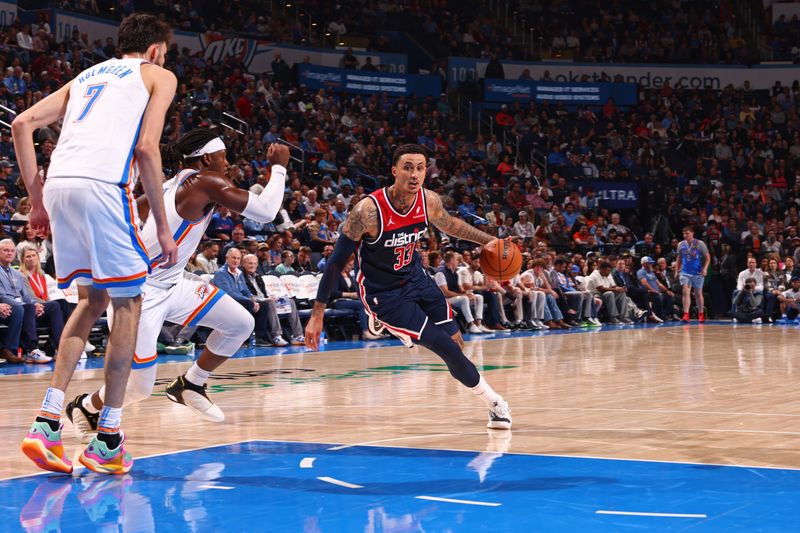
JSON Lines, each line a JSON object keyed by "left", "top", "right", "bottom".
{"left": 74, "top": 82, "right": 107, "bottom": 122}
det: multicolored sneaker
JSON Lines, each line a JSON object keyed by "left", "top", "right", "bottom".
{"left": 21, "top": 420, "right": 73, "bottom": 474}
{"left": 78, "top": 433, "right": 133, "bottom": 475}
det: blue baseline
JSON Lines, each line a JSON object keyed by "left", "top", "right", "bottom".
{"left": 0, "top": 320, "right": 786, "bottom": 376}
{"left": 2, "top": 440, "right": 799, "bottom": 532}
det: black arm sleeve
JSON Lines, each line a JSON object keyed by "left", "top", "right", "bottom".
{"left": 315, "top": 233, "right": 357, "bottom": 305}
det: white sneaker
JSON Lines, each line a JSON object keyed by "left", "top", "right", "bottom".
{"left": 634, "top": 308, "right": 647, "bottom": 319}
{"left": 590, "top": 317, "right": 602, "bottom": 326}
{"left": 487, "top": 399, "right": 512, "bottom": 430}
{"left": 752, "top": 317, "right": 762, "bottom": 324}
{"left": 165, "top": 375, "right": 225, "bottom": 423}
{"left": 272, "top": 336, "right": 289, "bottom": 347}
{"left": 24, "top": 349, "right": 52, "bottom": 364}
{"left": 84, "top": 341, "right": 96, "bottom": 353}
{"left": 479, "top": 324, "right": 494, "bottom": 333}
{"left": 468, "top": 324, "right": 482, "bottom": 334}
{"left": 533, "top": 319, "right": 549, "bottom": 330}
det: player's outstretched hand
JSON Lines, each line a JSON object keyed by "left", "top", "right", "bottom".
{"left": 304, "top": 313, "right": 324, "bottom": 350}
{"left": 156, "top": 230, "right": 179, "bottom": 268}
{"left": 267, "top": 143, "right": 290, "bottom": 168}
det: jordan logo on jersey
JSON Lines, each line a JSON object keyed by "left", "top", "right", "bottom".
{"left": 387, "top": 217, "right": 395, "bottom": 226}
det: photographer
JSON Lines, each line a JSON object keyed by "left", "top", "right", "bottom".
{"left": 731, "top": 277, "right": 764, "bottom": 323}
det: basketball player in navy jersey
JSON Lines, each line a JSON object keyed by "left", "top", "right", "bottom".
{"left": 305, "top": 144, "right": 511, "bottom": 429}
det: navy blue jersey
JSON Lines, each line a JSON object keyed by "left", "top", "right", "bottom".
{"left": 357, "top": 187, "right": 429, "bottom": 293}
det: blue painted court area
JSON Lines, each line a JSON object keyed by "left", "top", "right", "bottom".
{"left": 2, "top": 440, "right": 799, "bottom": 532}
{"left": 0, "top": 320, "right": 775, "bottom": 377}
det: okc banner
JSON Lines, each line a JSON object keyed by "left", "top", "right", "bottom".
{"left": 298, "top": 64, "right": 441, "bottom": 97}
{"left": 574, "top": 180, "right": 640, "bottom": 209}
{"left": 450, "top": 56, "right": 800, "bottom": 90}
{"left": 484, "top": 79, "right": 637, "bottom": 106}
{"left": 170, "top": 33, "right": 409, "bottom": 74}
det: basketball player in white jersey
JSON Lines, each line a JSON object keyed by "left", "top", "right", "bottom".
{"left": 14, "top": 13, "right": 179, "bottom": 475}
{"left": 65, "top": 129, "right": 289, "bottom": 443}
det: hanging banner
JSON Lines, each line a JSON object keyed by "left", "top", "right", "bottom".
{"left": 574, "top": 180, "right": 640, "bottom": 209}
{"left": 449, "top": 56, "right": 800, "bottom": 90}
{"left": 298, "top": 64, "right": 441, "bottom": 97}
{"left": 174, "top": 33, "right": 407, "bottom": 74}
{"left": 484, "top": 79, "right": 637, "bottom": 106}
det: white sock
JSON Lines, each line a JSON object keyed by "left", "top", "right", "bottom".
{"left": 82, "top": 393, "right": 99, "bottom": 414}
{"left": 470, "top": 375, "right": 503, "bottom": 408}
{"left": 39, "top": 387, "right": 65, "bottom": 419}
{"left": 185, "top": 363, "right": 212, "bottom": 387}
{"left": 98, "top": 406, "right": 122, "bottom": 432}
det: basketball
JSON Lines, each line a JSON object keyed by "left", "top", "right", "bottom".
{"left": 480, "top": 238, "right": 522, "bottom": 281}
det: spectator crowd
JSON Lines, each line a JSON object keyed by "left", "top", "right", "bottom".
{"left": 0, "top": 4, "right": 800, "bottom": 364}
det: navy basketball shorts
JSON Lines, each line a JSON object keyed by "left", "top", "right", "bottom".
{"left": 357, "top": 272, "right": 455, "bottom": 345}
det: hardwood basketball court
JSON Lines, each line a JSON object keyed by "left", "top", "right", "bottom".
{"left": 1, "top": 323, "right": 799, "bottom": 530}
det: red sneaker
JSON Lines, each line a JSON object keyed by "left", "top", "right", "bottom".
{"left": 698, "top": 313, "right": 705, "bottom": 323}
{"left": 681, "top": 313, "right": 690, "bottom": 322}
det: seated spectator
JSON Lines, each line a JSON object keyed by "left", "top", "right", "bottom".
{"left": 0, "top": 239, "right": 59, "bottom": 363}
{"left": 513, "top": 211, "right": 535, "bottom": 241}
{"left": 636, "top": 257, "right": 675, "bottom": 322}
{"left": 220, "top": 226, "right": 248, "bottom": 261}
{"left": 763, "top": 257, "right": 786, "bottom": 322}
{"left": 307, "top": 208, "right": 334, "bottom": 252}
{"left": 274, "top": 250, "right": 296, "bottom": 274}
{"left": 586, "top": 261, "right": 645, "bottom": 325}
{"left": 293, "top": 246, "right": 316, "bottom": 273}
{"left": 459, "top": 256, "right": 503, "bottom": 330}
{"left": 194, "top": 241, "right": 220, "bottom": 275}
{"left": 255, "top": 243, "right": 272, "bottom": 275}
{"left": 516, "top": 270, "right": 548, "bottom": 330}
{"left": 529, "top": 259, "right": 570, "bottom": 329}
{"left": 330, "top": 258, "right": 380, "bottom": 340}
{"left": 316, "top": 244, "right": 334, "bottom": 271}
{"left": 241, "top": 254, "right": 304, "bottom": 345}
{"left": 552, "top": 257, "right": 599, "bottom": 326}
{"left": 777, "top": 277, "right": 800, "bottom": 323}
{"left": 16, "top": 223, "right": 49, "bottom": 265}
{"left": 212, "top": 247, "right": 289, "bottom": 347}
{"left": 434, "top": 251, "right": 489, "bottom": 334}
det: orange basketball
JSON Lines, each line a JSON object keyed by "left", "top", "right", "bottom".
{"left": 480, "top": 239, "right": 523, "bottom": 281}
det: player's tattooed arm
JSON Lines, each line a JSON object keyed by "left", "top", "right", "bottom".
{"left": 341, "top": 198, "right": 379, "bottom": 241}
{"left": 425, "top": 189, "right": 493, "bottom": 245}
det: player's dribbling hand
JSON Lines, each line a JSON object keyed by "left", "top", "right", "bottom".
{"left": 304, "top": 314, "right": 323, "bottom": 350}
{"left": 267, "top": 143, "right": 290, "bottom": 168}
{"left": 156, "top": 231, "right": 179, "bottom": 268}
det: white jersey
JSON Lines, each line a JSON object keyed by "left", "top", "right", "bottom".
{"left": 48, "top": 58, "right": 150, "bottom": 187}
{"left": 141, "top": 169, "right": 214, "bottom": 285}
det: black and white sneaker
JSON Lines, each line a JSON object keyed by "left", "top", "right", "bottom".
{"left": 487, "top": 400, "right": 512, "bottom": 430}
{"left": 65, "top": 393, "right": 98, "bottom": 444}
{"left": 165, "top": 375, "right": 225, "bottom": 422}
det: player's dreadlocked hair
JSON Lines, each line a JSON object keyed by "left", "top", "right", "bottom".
{"left": 177, "top": 128, "right": 221, "bottom": 161}
{"left": 160, "top": 127, "right": 221, "bottom": 175}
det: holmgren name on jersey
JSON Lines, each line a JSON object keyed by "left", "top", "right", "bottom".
{"left": 384, "top": 228, "right": 427, "bottom": 247}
